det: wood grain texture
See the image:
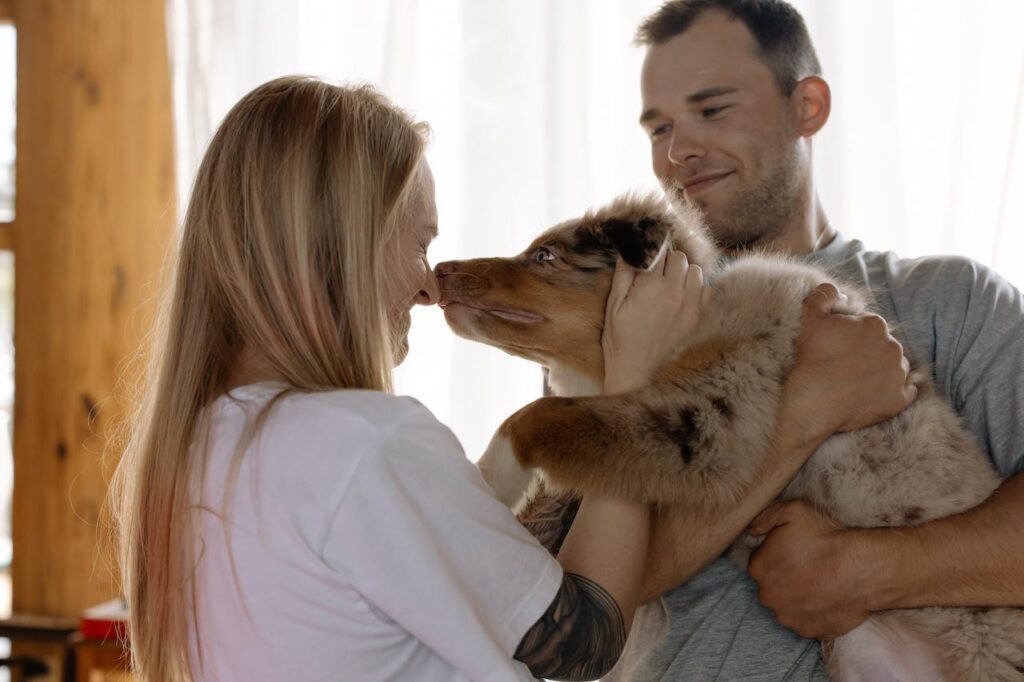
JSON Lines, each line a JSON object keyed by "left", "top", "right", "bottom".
{"left": 0, "top": 0, "right": 12, "bottom": 23}
{"left": 13, "top": 0, "right": 175, "bottom": 616}
{"left": 0, "top": 221, "right": 13, "bottom": 251}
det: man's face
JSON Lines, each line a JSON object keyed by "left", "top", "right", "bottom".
{"left": 640, "top": 10, "right": 806, "bottom": 250}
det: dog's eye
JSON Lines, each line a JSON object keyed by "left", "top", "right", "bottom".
{"left": 534, "top": 247, "right": 557, "bottom": 263}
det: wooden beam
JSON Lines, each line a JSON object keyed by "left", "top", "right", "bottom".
{"left": 13, "top": 0, "right": 176, "bottom": 617}
{"left": 0, "top": 221, "right": 14, "bottom": 251}
{"left": 0, "top": 0, "right": 12, "bottom": 24}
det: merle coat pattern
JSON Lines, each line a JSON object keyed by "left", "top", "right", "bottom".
{"left": 437, "top": 194, "right": 1024, "bottom": 681}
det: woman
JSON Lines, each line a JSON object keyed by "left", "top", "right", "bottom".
{"left": 112, "top": 75, "right": 672, "bottom": 681}
{"left": 112, "top": 76, "right": 912, "bottom": 681}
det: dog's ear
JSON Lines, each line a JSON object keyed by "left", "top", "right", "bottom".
{"left": 601, "top": 217, "right": 670, "bottom": 269}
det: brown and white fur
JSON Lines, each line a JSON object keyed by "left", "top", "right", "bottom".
{"left": 436, "top": 193, "right": 1024, "bottom": 681}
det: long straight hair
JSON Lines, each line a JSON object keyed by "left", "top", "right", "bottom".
{"left": 110, "top": 76, "right": 426, "bottom": 680}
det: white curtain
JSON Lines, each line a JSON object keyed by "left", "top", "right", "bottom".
{"left": 168, "top": 0, "right": 1024, "bottom": 461}
{"left": 794, "top": 1, "right": 1024, "bottom": 277}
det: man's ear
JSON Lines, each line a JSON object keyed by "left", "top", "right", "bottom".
{"left": 790, "top": 76, "right": 831, "bottom": 137}
{"left": 602, "top": 217, "right": 670, "bottom": 269}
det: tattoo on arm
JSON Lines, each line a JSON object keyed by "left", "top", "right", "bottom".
{"left": 514, "top": 572, "right": 627, "bottom": 681}
{"left": 516, "top": 486, "right": 581, "bottom": 556}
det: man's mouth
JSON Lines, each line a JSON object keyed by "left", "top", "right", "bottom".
{"left": 439, "top": 298, "right": 544, "bottom": 324}
{"left": 681, "top": 171, "right": 734, "bottom": 197}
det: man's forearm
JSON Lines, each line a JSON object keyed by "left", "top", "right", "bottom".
{"left": 855, "top": 470, "right": 1024, "bottom": 611}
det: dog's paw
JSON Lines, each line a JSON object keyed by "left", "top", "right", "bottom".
{"left": 727, "top": 533, "right": 763, "bottom": 567}
{"left": 478, "top": 431, "right": 535, "bottom": 509}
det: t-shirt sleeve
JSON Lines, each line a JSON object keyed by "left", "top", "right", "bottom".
{"left": 885, "top": 255, "right": 1024, "bottom": 477}
{"left": 321, "top": 398, "right": 562, "bottom": 682}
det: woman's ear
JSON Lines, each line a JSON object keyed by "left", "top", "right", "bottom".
{"left": 790, "top": 76, "right": 831, "bottom": 138}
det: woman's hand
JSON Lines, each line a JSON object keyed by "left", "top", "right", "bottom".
{"left": 602, "top": 247, "right": 708, "bottom": 394}
{"left": 783, "top": 283, "right": 917, "bottom": 448}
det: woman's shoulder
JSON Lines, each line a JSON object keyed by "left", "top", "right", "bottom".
{"left": 215, "top": 383, "right": 457, "bottom": 460}
{"left": 207, "top": 386, "right": 469, "bottom": 516}
{"left": 220, "top": 382, "right": 423, "bottom": 421}
{"left": 267, "top": 389, "right": 473, "bottom": 506}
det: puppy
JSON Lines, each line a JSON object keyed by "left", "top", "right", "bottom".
{"left": 437, "top": 193, "right": 1024, "bottom": 681}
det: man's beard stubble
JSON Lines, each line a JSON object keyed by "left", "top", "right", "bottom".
{"left": 668, "top": 143, "right": 805, "bottom": 252}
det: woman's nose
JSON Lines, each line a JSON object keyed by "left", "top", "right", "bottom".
{"left": 415, "top": 270, "right": 440, "bottom": 306}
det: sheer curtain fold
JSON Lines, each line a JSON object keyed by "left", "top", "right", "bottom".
{"left": 168, "top": 0, "right": 1024, "bottom": 460}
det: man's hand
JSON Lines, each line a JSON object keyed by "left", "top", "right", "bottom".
{"left": 784, "top": 283, "right": 917, "bottom": 448}
{"left": 747, "top": 501, "right": 873, "bottom": 639}
{"left": 739, "top": 288, "right": 914, "bottom": 639}
{"left": 641, "top": 283, "right": 917, "bottom": 600}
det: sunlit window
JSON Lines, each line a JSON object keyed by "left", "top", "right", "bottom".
{"left": 0, "top": 24, "right": 11, "bottom": 222}
{"left": 0, "top": 22, "right": 15, "bottom": 630}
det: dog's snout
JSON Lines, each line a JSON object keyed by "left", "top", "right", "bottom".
{"left": 435, "top": 258, "right": 498, "bottom": 288}
{"left": 435, "top": 261, "right": 460, "bottom": 278}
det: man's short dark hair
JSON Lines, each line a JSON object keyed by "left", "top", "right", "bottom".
{"left": 636, "top": 0, "right": 822, "bottom": 96}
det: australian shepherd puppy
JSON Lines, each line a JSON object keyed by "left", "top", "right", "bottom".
{"left": 436, "top": 193, "right": 1024, "bottom": 682}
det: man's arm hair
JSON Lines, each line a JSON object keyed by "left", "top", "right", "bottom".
{"left": 514, "top": 572, "right": 627, "bottom": 681}
{"left": 861, "top": 470, "right": 1024, "bottom": 610}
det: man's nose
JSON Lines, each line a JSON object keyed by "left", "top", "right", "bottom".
{"left": 415, "top": 270, "right": 441, "bottom": 306}
{"left": 667, "top": 124, "right": 705, "bottom": 166}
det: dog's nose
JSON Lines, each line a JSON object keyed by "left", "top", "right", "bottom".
{"left": 434, "top": 261, "right": 460, "bottom": 278}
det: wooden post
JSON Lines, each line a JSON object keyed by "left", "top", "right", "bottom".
{"left": 0, "top": 222, "right": 13, "bottom": 251}
{"left": 12, "top": 0, "right": 175, "bottom": 617}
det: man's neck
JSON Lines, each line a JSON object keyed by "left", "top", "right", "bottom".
{"left": 724, "top": 198, "right": 832, "bottom": 258}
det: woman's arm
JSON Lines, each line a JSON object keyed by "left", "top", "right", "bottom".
{"left": 516, "top": 487, "right": 580, "bottom": 555}
{"left": 514, "top": 250, "right": 704, "bottom": 680}
{"left": 515, "top": 496, "right": 650, "bottom": 680}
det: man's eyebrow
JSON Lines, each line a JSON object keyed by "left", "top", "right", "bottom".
{"left": 639, "top": 108, "right": 662, "bottom": 125}
{"left": 686, "top": 86, "right": 740, "bottom": 103}
{"left": 639, "top": 86, "right": 740, "bottom": 124}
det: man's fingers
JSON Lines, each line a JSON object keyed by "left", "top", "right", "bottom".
{"left": 802, "top": 282, "right": 843, "bottom": 316}
{"left": 748, "top": 501, "right": 794, "bottom": 536}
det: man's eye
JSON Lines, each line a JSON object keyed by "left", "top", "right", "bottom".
{"left": 702, "top": 105, "right": 729, "bottom": 118}
{"left": 534, "top": 247, "right": 557, "bottom": 263}
{"left": 650, "top": 124, "right": 671, "bottom": 139}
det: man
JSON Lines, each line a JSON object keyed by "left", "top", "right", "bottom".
{"left": 612, "top": 0, "right": 1024, "bottom": 679}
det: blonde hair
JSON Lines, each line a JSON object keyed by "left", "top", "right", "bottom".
{"left": 110, "top": 76, "right": 427, "bottom": 680}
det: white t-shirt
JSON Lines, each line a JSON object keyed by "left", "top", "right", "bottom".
{"left": 186, "top": 384, "right": 562, "bottom": 681}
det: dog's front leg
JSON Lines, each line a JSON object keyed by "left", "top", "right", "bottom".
{"left": 477, "top": 427, "right": 536, "bottom": 509}
{"left": 497, "top": 391, "right": 724, "bottom": 506}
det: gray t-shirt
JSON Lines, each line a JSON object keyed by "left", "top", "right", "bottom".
{"left": 609, "top": 234, "right": 1024, "bottom": 681}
